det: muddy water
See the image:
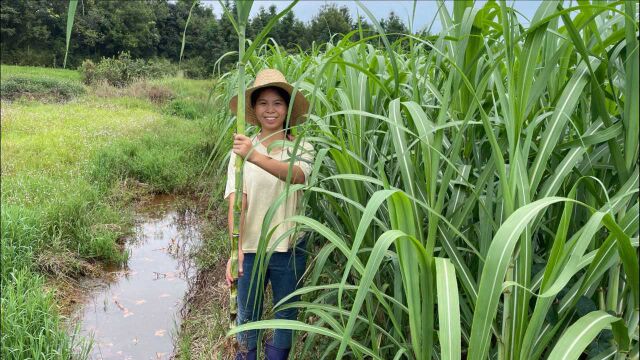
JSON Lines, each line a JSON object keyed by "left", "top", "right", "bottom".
{"left": 75, "top": 197, "right": 199, "bottom": 359}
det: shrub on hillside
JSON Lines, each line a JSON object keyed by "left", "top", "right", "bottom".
{"left": 146, "top": 58, "right": 178, "bottom": 79}
{"left": 0, "top": 76, "right": 85, "bottom": 101}
{"left": 79, "top": 59, "right": 97, "bottom": 85}
{"left": 180, "top": 56, "right": 209, "bottom": 79}
{"left": 79, "top": 52, "right": 178, "bottom": 87}
{"left": 128, "top": 81, "right": 175, "bottom": 104}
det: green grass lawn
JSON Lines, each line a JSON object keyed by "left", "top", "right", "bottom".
{"left": 2, "top": 99, "right": 157, "bottom": 178}
{"left": 1, "top": 64, "right": 223, "bottom": 359}
{"left": 1, "top": 65, "right": 82, "bottom": 81}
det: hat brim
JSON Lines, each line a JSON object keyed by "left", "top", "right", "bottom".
{"left": 229, "top": 82, "right": 310, "bottom": 126}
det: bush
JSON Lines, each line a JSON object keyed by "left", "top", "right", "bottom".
{"left": 0, "top": 76, "right": 85, "bottom": 101}
{"left": 147, "top": 58, "right": 178, "bottom": 79}
{"left": 128, "top": 81, "right": 175, "bottom": 104}
{"left": 79, "top": 59, "right": 96, "bottom": 85}
{"left": 180, "top": 56, "right": 209, "bottom": 79}
{"left": 79, "top": 52, "right": 178, "bottom": 87}
{"left": 164, "top": 98, "right": 203, "bottom": 119}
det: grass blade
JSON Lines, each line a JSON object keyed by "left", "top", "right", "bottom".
{"left": 63, "top": 0, "right": 78, "bottom": 69}
{"left": 435, "top": 258, "right": 461, "bottom": 360}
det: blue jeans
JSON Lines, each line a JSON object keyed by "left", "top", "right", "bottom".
{"left": 237, "top": 241, "right": 307, "bottom": 350}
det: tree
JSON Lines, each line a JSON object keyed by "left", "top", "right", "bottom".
{"left": 380, "top": 11, "right": 408, "bottom": 43}
{"left": 152, "top": 0, "right": 181, "bottom": 60}
{"left": 247, "top": 5, "right": 275, "bottom": 40}
{"left": 352, "top": 15, "right": 374, "bottom": 42}
{"left": 216, "top": 0, "right": 238, "bottom": 70}
{"left": 306, "top": 4, "right": 353, "bottom": 45}
{"left": 0, "top": 0, "right": 417, "bottom": 74}
{"left": 274, "top": 11, "right": 307, "bottom": 50}
{"left": 0, "top": 1, "right": 19, "bottom": 39}
{"left": 97, "top": 1, "right": 160, "bottom": 58}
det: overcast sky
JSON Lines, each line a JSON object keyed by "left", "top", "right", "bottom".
{"left": 202, "top": 0, "right": 542, "bottom": 33}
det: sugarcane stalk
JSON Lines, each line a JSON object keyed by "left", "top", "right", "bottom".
{"left": 230, "top": 20, "right": 247, "bottom": 330}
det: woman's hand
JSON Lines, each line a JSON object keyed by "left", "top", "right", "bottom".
{"left": 225, "top": 250, "right": 244, "bottom": 286}
{"left": 233, "top": 134, "right": 258, "bottom": 162}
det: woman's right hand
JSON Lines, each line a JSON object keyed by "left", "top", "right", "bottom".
{"left": 225, "top": 251, "right": 244, "bottom": 286}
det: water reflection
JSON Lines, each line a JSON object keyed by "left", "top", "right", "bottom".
{"left": 75, "top": 198, "right": 199, "bottom": 359}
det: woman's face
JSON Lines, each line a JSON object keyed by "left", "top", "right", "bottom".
{"left": 253, "top": 88, "right": 288, "bottom": 133}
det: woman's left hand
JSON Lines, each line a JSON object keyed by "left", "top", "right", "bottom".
{"left": 233, "top": 134, "right": 257, "bottom": 162}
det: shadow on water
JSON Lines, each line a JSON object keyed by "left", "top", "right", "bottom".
{"left": 73, "top": 195, "right": 200, "bottom": 359}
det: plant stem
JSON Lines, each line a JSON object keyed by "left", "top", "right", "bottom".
{"left": 230, "top": 21, "right": 246, "bottom": 330}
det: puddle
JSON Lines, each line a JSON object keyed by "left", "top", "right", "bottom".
{"left": 74, "top": 196, "right": 200, "bottom": 359}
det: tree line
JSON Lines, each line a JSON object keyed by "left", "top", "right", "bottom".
{"left": 0, "top": 0, "right": 415, "bottom": 78}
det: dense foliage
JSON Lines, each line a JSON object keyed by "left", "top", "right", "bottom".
{"left": 208, "top": 1, "right": 639, "bottom": 359}
{"left": 79, "top": 52, "right": 177, "bottom": 86}
{"left": 0, "top": 0, "right": 410, "bottom": 77}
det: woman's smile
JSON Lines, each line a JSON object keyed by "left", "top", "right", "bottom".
{"left": 262, "top": 115, "right": 279, "bottom": 124}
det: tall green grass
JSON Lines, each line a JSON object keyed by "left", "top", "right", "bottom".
{"left": 215, "top": 1, "right": 640, "bottom": 358}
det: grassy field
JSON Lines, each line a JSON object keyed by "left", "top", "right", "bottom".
{"left": 0, "top": 65, "right": 82, "bottom": 81}
{"left": 1, "top": 64, "right": 228, "bottom": 359}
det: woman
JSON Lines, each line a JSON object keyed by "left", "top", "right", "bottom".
{"left": 224, "top": 69, "right": 314, "bottom": 360}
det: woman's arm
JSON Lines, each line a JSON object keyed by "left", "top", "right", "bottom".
{"left": 250, "top": 152, "right": 306, "bottom": 184}
{"left": 233, "top": 134, "right": 306, "bottom": 184}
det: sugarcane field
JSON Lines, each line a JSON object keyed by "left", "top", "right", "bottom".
{"left": 1, "top": 0, "right": 639, "bottom": 359}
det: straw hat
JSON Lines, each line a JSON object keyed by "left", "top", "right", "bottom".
{"left": 229, "top": 69, "right": 310, "bottom": 126}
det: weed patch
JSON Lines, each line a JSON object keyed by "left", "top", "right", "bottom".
{"left": 1, "top": 269, "right": 92, "bottom": 358}
{"left": 91, "top": 79, "right": 175, "bottom": 105}
{"left": 164, "top": 98, "right": 203, "bottom": 119}
{"left": 79, "top": 52, "right": 177, "bottom": 87}
{"left": 91, "top": 118, "right": 214, "bottom": 194}
{"left": 0, "top": 76, "right": 85, "bottom": 102}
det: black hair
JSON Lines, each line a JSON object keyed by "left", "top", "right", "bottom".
{"left": 250, "top": 86, "right": 292, "bottom": 136}
{"left": 250, "top": 86, "right": 291, "bottom": 108}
